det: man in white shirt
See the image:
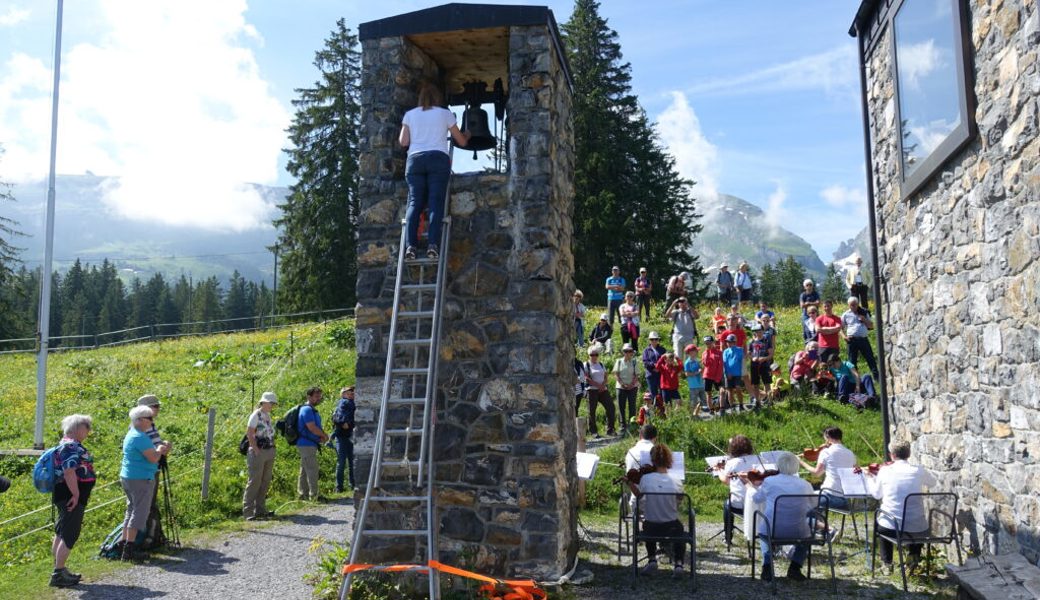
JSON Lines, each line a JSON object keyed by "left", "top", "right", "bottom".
{"left": 625, "top": 425, "right": 657, "bottom": 472}
{"left": 799, "top": 426, "right": 857, "bottom": 510}
{"left": 865, "top": 441, "right": 937, "bottom": 570}
{"left": 750, "top": 452, "right": 815, "bottom": 581}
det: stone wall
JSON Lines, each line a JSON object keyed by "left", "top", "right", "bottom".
{"left": 353, "top": 26, "right": 577, "bottom": 579}
{"left": 862, "top": 0, "right": 1040, "bottom": 561}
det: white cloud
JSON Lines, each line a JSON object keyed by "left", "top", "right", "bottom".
{"left": 656, "top": 91, "right": 720, "bottom": 209}
{"left": 820, "top": 184, "right": 867, "bottom": 210}
{"left": 0, "top": 0, "right": 290, "bottom": 231}
{"left": 763, "top": 183, "right": 788, "bottom": 239}
{"left": 908, "top": 117, "right": 958, "bottom": 157}
{"left": 686, "top": 45, "right": 858, "bottom": 98}
{"left": 897, "top": 39, "right": 942, "bottom": 90}
{"left": 0, "top": 6, "right": 29, "bottom": 26}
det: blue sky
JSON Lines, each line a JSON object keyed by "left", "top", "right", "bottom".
{"left": 0, "top": 0, "right": 869, "bottom": 258}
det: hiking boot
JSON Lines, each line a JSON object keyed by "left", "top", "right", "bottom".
{"left": 49, "top": 570, "right": 79, "bottom": 588}
{"left": 786, "top": 563, "right": 806, "bottom": 581}
{"left": 61, "top": 568, "right": 82, "bottom": 582}
{"left": 120, "top": 541, "right": 144, "bottom": 562}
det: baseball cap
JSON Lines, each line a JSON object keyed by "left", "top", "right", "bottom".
{"left": 341, "top": 386, "right": 355, "bottom": 393}
{"left": 260, "top": 391, "right": 279, "bottom": 404}
{"left": 639, "top": 267, "right": 647, "bottom": 273}
{"left": 750, "top": 323, "right": 763, "bottom": 332}
{"left": 702, "top": 336, "right": 715, "bottom": 343}
{"left": 803, "top": 279, "right": 814, "bottom": 286}
{"left": 611, "top": 265, "right": 620, "bottom": 271}
{"left": 648, "top": 331, "right": 661, "bottom": 340}
{"left": 769, "top": 363, "right": 780, "bottom": 371}
{"left": 725, "top": 334, "right": 737, "bottom": 342}
{"left": 684, "top": 344, "right": 698, "bottom": 354}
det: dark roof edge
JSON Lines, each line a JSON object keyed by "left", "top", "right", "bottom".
{"left": 359, "top": 3, "right": 572, "bottom": 89}
{"left": 849, "top": 0, "right": 881, "bottom": 37}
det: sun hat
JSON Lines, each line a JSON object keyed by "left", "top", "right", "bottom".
{"left": 137, "top": 394, "right": 160, "bottom": 407}
{"left": 648, "top": 331, "right": 661, "bottom": 340}
{"left": 639, "top": 267, "right": 647, "bottom": 273}
{"left": 769, "top": 363, "right": 780, "bottom": 371}
{"left": 599, "top": 313, "right": 609, "bottom": 320}
{"left": 750, "top": 323, "right": 763, "bottom": 332}
{"left": 260, "top": 391, "right": 279, "bottom": 404}
{"left": 622, "top": 343, "right": 634, "bottom": 352}
{"left": 341, "top": 386, "right": 355, "bottom": 393}
{"left": 804, "top": 279, "right": 814, "bottom": 286}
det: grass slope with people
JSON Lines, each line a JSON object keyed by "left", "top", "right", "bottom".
{"left": 0, "top": 319, "right": 356, "bottom": 598}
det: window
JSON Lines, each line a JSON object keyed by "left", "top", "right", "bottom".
{"left": 890, "top": 0, "right": 976, "bottom": 199}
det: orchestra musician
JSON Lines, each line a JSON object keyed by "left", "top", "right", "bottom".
{"left": 625, "top": 443, "right": 686, "bottom": 576}
{"left": 798, "top": 426, "right": 857, "bottom": 512}
{"left": 748, "top": 451, "right": 814, "bottom": 582}
{"left": 863, "top": 441, "right": 937, "bottom": 573}
{"left": 716, "top": 435, "right": 758, "bottom": 546}
{"left": 626, "top": 424, "right": 657, "bottom": 472}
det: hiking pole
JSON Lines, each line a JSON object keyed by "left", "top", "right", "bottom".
{"left": 161, "top": 461, "right": 181, "bottom": 545}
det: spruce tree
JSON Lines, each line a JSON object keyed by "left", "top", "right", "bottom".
{"left": 0, "top": 153, "right": 25, "bottom": 339}
{"left": 563, "top": 0, "right": 703, "bottom": 298}
{"left": 821, "top": 263, "right": 846, "bottom": 305}
{"left": 275, "top": 19, "right": 361, "bottom": 312}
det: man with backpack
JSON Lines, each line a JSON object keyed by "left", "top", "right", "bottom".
{"left": 331, "top": 386, "right": 356, "bottom": 493}
{"left": 296, "top": 387, "right": 329, "bottom": 501}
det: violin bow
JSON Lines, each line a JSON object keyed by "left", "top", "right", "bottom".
{"left": 706, "top": 438, "right": 728, "bottom": 457}
{"left": 857, "top": 431, "right": 883, "bottom": 462}
{"left": 799, "top": 424, "right": 816, "bottom": 447}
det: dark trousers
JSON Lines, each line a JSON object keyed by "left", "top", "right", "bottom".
{"left": 836, "top": 375, "right": 857, "bottom": 402}
{"left": 637, "top": 294, "right": 652, "bottom": 319}
{"left": 646, "top": 372, "right": 661, "bottom": 400}
{"left": 851, "top": 283, "right": 870, "bottom": 310}
{"left": 643, "top": 519, "right": 686, "bottom": 564}
{"left": 335, "top": 436, "right": 354, "bottom": 490}
{"left": 847, "top": 336, "right": 879, "bottom": 378}
{"left": 607, "top": 299, "right": 623, "bottom": 326}
{"left": 587, "top": 389, "right": 615, "bottom": 434}
{"left": 617, "top": 388, "right": 637, "bottom": 427}
{"left": 723, "top": 500, "right": 743, "bottom": 545}
{"left": 876, "top": 525, "right": 923, "bottom": 564}
{"left": 405, "top": 151, "right": 450, "bottom": 249}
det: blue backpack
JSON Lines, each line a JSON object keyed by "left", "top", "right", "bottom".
{"left": 32, "top": 444, "right": 64, "bottom": 493}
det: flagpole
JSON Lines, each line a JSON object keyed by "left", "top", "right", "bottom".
{"left": 34, "top": 0, "right": 64, "bottom": 449}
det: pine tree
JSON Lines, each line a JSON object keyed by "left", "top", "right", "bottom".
{"left": 821, "top": 263, "right": 846, "bottom": 305}
{"left": 563, "top": 0, "right": 703, "bottom": 297}
{"left": 275, "top": 19, "right": 361, "bottom": 313}
{"left": 223, "top": 270, "right": 250, "bottom": 329}
{"left": 0, "top": 155, "right": 25, "bottom": 339}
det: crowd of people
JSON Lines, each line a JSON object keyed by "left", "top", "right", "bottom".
{"left": 572, "top": 264, "right": 880, "bottom": 437}
{"left": 625, "top": 424, "right": 940, "bottom": 581}
{"left": 36, "top": 385, "right": 356, "bottom": 588}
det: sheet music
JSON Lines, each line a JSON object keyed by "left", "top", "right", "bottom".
{"left": 668, "top": 451, "right": 686, "bottom": 483}
{"left": 836, "top": 467, "right": 870, "bottom": 496}
{"left": 705, "top": 455, "right": 728, "bottom": 469}
{"left": 576, "top": 452, "right": 601, "bottom": 480}
{"left": 758, "top": 450, "right": 785, "bottom": 467}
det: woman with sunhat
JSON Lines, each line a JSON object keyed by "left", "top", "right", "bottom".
{"left": 242, "top": 392, "right": 278, "bottom": 520}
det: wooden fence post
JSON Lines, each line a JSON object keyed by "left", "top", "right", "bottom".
{"left": 201, "top": 407, "right": 216, "bottom": 500}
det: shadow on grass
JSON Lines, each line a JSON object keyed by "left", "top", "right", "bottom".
{"left": 70, "top": 583, "right": 168, "bottom": 599}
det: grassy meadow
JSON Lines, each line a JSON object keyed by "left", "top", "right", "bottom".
{"left": 0, "top": 320, "right": 357, "bottom": 597}
{"left": 574, "top": 300, "right": 885, "bottom": 519}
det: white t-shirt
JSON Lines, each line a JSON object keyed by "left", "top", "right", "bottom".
{"left": 721, "top": 455, "right": 759, "bottom": 508}
{"left": 752, "top": 474, "right": 815, "bottom": 538}
{"left": 402, "top": 106, "right": 456, "bottom": 155}
{"left": 625, "top": 439, "right": 654, "bottom": 471}
{"left": 635, "top": 472, "right": 682, "bottom": 523}
{"left": 868, "top": 460, "right": 937, "bottom": 531}
{"left": 818, "top": 443, "right": 857, "bottom": 495}
{"left": 586, "top": 361, "right": 607, "bottom": 387}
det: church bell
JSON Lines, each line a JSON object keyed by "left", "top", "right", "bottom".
{"left": 460, "top": 105, "right": 496, "bottom": 151}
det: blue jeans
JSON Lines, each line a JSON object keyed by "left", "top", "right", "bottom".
{"left": 646, "top": 372, "right": 661, "bottom": 400}
{"left": 575, "top": 319, "right": 585, "bottom": 347}
{"left": 335, "top": 436, "right": 354, "bottom": 491}
{"left": 758, "top": 535, "right": 808, "bottom": 568}
{"left": 405, "top": 151, "right": 450, "bottom": 249}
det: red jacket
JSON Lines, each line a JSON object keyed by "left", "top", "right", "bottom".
{"left": 702, "top": 347, "right": 723, "bottom": 382}
{"left": 656, "top": 356, "right": 682, "bottom": 391}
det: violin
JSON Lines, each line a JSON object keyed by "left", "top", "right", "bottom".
{"left": 800, "top": 442, "right": 832, "bottom": 463}
{"left": 738, "top": 469, "right": 780, "bottom": 484}
{"left": 856, "top": 461, "right": 893, "bottom": 475}
{"left": 613, "top": 463, "right": 655, "bottom": 485}
{"left": 706, "top": 458, "right": 727, "bottom": 474}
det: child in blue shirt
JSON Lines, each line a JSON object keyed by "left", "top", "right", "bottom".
{"left": 722, "top": 334, "right": 747, "bottom": 410}
{"left": 683, "top": 344, "right": 705, "bottom": 415}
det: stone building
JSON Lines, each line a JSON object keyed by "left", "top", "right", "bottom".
{"left": 851, "top": 0, "right": 1039, "bottom": 561}
{"left": 352, "top": 4, "right": 577, "bottom": 579}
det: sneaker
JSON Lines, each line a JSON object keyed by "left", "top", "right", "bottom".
{"left": 826, "top": 527, "right": 840, "bottom": 543}
{"left": 640, "top": 561, "right": 658, "bottom": 575}
{"left": 260, "top": 510, "right": 276, "bottom": 518}
{"left": 404, "top": 246, "right": 417, "bottom": 260}
{"left": 61, "top": 568, "right": 82, "bottom": 582}
{"left": 786, "top": 563, "right": 807, "bottom": 581}
{"left": 427, "top": 245, "right": 439, "bottom": 259}
{"left": 672, "top": 565, "right": 685, "bottom": 577}
{"left": 245, "top": 515, "right": 258, "bottom": 521}
{"left": 49, "top": 570, "right": 79, "bottom": 588}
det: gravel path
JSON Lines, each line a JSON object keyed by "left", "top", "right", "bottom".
{"left": 568, "top": 516, "right": 957, "bottom": 600}
{"left": 63, "top": 498, "right": 353, "bottom": 600}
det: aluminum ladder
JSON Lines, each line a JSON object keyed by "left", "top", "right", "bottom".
{"left": 342, "top": 167, "right": 452, "bottom": 600}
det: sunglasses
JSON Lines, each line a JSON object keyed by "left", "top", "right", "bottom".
{"left": 142, "top": 416, "right": 153, "bottom": 421}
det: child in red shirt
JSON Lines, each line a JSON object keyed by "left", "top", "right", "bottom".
{"left": 701, "top": 336, "right": 724, "bottom": 413}
{"left": 655, "top": 352, "right": 682, "bottom": 407}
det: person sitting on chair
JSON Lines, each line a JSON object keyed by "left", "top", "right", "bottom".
{"left": 799, "top": 426, "right": 857, "bottom": 510}
{"left": 625, "top": 424, "right": 657, "bottom": 472}
{"left": 863, "top": 441, "right": 937, "bottom": 574}
{"left": 626, "top": 443, "right": 686, "bottom": 576}
{"left": 718, "top": 435, "right": 757, "bottom": 546}
{"left": 748, "top": 451, "right": 815, "bottom": 581}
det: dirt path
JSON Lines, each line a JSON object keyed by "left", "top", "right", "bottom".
{"left": 64, "top": 498, "right": 353, "bottom": 600}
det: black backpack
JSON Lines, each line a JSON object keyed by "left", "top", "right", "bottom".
{"left": 275, "top": 404, "right": 303, "bottom": 445}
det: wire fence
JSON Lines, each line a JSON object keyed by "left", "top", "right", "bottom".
{"left": 0, "top": 307, "right": 354, "bottom": 355}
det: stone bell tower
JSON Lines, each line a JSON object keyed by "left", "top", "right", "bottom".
{"left": 352, "top": 3, "right": 577, "bottom": 579}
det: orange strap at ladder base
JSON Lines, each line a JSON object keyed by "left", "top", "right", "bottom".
{"left": 342, "top": 560, "right": 546, "bottom": 600}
